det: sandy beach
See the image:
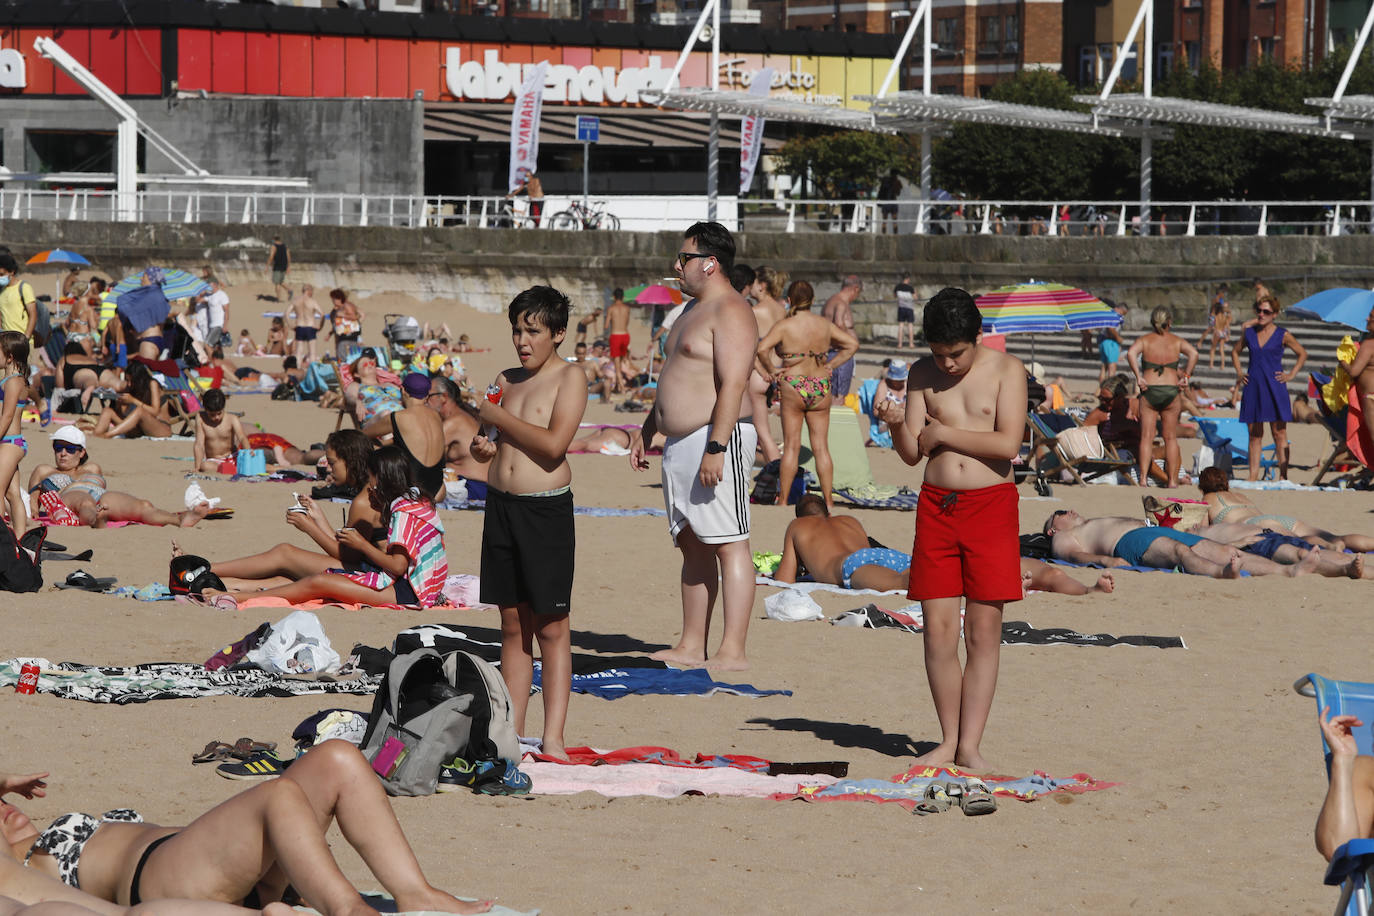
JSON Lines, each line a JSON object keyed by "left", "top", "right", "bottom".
{"left": 3, "top": 281, "right": 1367, "bottom": 915}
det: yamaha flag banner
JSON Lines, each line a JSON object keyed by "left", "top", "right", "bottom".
{"left": 737, "top": 68, "right": 774, "bottom": 194}
{"left": 509, "top": 61, "right": 549, "bottom": 192}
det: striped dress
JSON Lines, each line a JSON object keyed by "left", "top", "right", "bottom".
{"left": 344, "top": 494, "right": 448, "bottom": 606}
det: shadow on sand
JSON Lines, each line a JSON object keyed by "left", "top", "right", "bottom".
{"left": 743, "top": 717, "right": 930, "bottom": 759}
{"left": 571, "top": 630, "right": 672, "bottom": 655}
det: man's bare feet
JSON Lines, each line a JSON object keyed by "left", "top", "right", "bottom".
{"left": 393, "top": 888, "right": 493, "bottom": 915}
{"left": 1290, "top": 546, "right": 1322, "bottom": 577}
{"left": 700, "top": 653, "right": 749, "bottom": 672}
{"left": 178, "top": 501, "right": 212, "bottom": 527}
{"left": 1093, "top": 572, "right": 1115, "bottom": 594}
{"left": 649, "top": 646, "right": 706, "bottom": 668}
{"left": 170, "top": 540, "right": 184, "bottom": 559}
{"left": 1020, "top": 569, "right": 1033, "bottom": 598}
{"left": 1352, "top": 554, "right": 1372, "bottom": 580}
{"left": 1220, "top": 556, "right": 1241, "bottom": 579}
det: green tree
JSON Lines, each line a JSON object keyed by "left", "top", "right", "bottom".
{"left": 775, "top": 130, "right": 915, "bottom": 198}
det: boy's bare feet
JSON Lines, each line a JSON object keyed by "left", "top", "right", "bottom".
{"left": 910, "top": 743, "right": 957, "bottom": 768}
{"left": 178, "top": 501, "right": 212, "bottom": 527}
{"left": 700, "top": 653, "right": 749, "bottom": 672}
{"left": 1290, "top": 546, "right": 1322, "bottom": 577}
{"left": 394, "top": 887, "right": 493, "bottom": 915}
{"left": 649, "top": 646, "right": 706, "bottom": 668}
{"left": 1093, "top": 572, "right": 1115, "bottom": 593}
{"left": 540, "top": 740, "right": 568, "bottom": 761}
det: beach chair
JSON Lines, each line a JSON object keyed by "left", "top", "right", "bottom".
{"left": 1195, "top": 417, "right": 1278, "bottom": 480}
{"left": 856, "top": 378, "right": 890, "bottom": 448}
{"left": 1310, "top": 372, "right": 1363, "bottom": 487}
{"left": 1295, "top": 673, "right": 1374, "bottom": 915}
{"left": 132, "top": 356, "right": 199, "bottom": 436}
{"left": 1027, "top": 411, "right": 1133, "bottom": 486}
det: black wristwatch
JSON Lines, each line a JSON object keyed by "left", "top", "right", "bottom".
{"left": 704, "top": 439, "right": 728, "bottom": 455}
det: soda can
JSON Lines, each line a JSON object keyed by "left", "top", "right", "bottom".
{"left": 485, "top": 383, "right": 503, "bottom": 406}
{"left": 15, "top": 662, "right": 39, "bottom": 695}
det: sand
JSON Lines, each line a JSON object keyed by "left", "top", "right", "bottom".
{"left": 4, "top": 282, "right": 1367, "bottom": 914}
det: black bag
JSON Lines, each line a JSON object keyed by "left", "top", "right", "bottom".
{"left": 271, "top": 381, "right": 296, "bottom": 401}
{"left": 1019, "top": 532, "right": 1053, "bottom": 560}
{"left": 0, "top": 523, "right": 44, "bottom": 593}
{"left": 169, "top": 553, "right": 225, "bottom": 595}
{"left": 750, "top": 459, "right": 807, "bottom": 505}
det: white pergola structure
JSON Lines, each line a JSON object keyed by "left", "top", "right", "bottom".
{"left": 1307, "top": 0, "right": 1374, "bottom": 231}
{"left": 33, "top": 36, "right": 308, "bottom": 222}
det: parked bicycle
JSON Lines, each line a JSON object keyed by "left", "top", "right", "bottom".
{"left": 550, "top": 199, "right": 620, "bottom": 231}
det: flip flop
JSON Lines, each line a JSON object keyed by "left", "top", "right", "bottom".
{"left": 232, "top": 738, "right": 279, "bottom": 760}
{"left": 212, "top": 594, "right": 239, "bottom": 611}
{"left": 959, "top": 777, "right": 998, "bottom": 816}
{"left": 192, "top": 740, "right": 238, "bottom": 764}
{"left": 55, "top": 570, "right": 117, "bottom": 592}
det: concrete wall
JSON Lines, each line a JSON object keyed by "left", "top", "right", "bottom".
{"left": 0, "top": 219, "right": 1369, "bottom": 336}
{"left": 0, "top": 97, "right": 422, "bottom": 197}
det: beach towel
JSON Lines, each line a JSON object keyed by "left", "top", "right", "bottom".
{"left": 443, "top": 498, "right": 666, "bottom": 517}
{"left": 831, "top": 603, "right": 1186, "bottom": 648}
{"left": 832, "top": 485, "right": 921, "bottom": 510}
{"left": 391, "top": 624, "right": 792, "bottom": 699}
{"left": 521, "top": 760, "right": 837, "bottom": 799}
{"left": 800, "top": 406, "right": 874, "bottom": 492}
{"left": 777, "top": 764, "right": 1117, "bottom": 811}
{"left": 0, "top": 658, "right": 378, "bottom": 704}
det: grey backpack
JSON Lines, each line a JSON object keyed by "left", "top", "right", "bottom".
{"left": 359, "top": 648, "right": 520, "bottom": 797}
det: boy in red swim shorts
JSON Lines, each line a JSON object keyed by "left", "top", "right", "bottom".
{"left": 874, "top": 287, "right": 1027, "bottom": 771}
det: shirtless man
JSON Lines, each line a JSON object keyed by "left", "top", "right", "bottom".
{"left": 29, "top": 427, "right": 210, "bottom": 528}
{"left": 738, "top": 263, "right": 783, "bottom": 465}
{"left": 773, "top": 494, "right": 911, "bottom": 591}
{"left": 631, "top": 221, "right": 758, "bottom": 671}
{"left": 822, "top": 275, "right": 862, "bottom": 404}
{"left": 605, "top": 289, "right": 632, "bottom": 394}
{"left": 427, "top": 375, "right": 487, "bottom": 499}
{"left": 1190, "top": 520, "right": 1370, "bottom": 579}
{"left": 1043, "top": 509, "right": 1320, "bottom": 578}
{"left": 1339, "top": 303, "right": 1374, "bottom": 463}
{"left": 286, "top": 285, "right": 325, "bottom": 364}
{"left": 193, "top": 388, "right": 248, "bottom": 473}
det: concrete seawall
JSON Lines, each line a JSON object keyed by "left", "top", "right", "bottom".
{"left": 6, "top": 220, "right": 1370, "bottom": 335}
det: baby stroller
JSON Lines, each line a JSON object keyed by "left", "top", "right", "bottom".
{"left": 382, "top": 314, "right": 422, "bottom": 367}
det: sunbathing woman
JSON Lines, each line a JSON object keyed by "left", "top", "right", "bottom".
{"left": 362, "top": 374, "right": 445, "bottom": 501}
{"left": 1197, "top": 466, "right": 1374, "bottom": 552}
{"left": 756, "top": 280, "right": 859, "bottom": 510}
{"left": 204, "top": 446, "right": 448, "bottom": 609}
{"left": 1316, "top": 706, "right": 1374, "bottom": 862}
{"left": 208, "top": 430, "right": 380, "bottom": 589}
{"left": 87, "top": 362, "right": 172, "bottom": 439}
{"left": 53, "top": 343, "right": 101, "bottom": 413}
{"left": 0, "top": 332, "right": 31, "bottom": 531}
{"left": 344, "top": 349, "right": 402, "bottom": 428}
{"left": 27, "top": 427, "right": 210, "bottom": 528}
{"left": 1126, "top": 306, "right": 1198, "bottom": 488}
{"left": 1, "top": 742, "right": 491, "bottom": 915}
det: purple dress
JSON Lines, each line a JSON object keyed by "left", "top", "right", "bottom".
{"left": 1238, "top": 325, "right": 1292, "bottom": 424}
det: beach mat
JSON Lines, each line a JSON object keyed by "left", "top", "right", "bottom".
{"left": 801, "top": 406, "right": 873, "bottom": 492}
{"left": 831, "top": 603, "right": 1186, "bottom": 648}
{"left": 832, "top": 486, "right": 920, "bottom": 510}
{"left": 777, "top": 764, "right": 1117, "bottom": 811}
{"left": 755, "top": 575, "right": 905, "bottom": 598}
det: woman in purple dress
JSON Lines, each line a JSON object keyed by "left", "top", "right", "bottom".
{"left": 1231, "top": 293, "right": 1307, "bottom": 480}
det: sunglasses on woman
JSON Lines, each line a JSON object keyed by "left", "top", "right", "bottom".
{"left": 53, "top": 442, "right": 82, "bottom": 454}
{"left": 1255, "top": 307, "right": 1275, "bottom": 315}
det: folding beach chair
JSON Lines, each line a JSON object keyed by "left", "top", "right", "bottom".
{"left": 1295, "top": 673, "right": 1374, "bottom": 915}
{"left": 1028, "top": 411, "right": 1133, "bottom": 486}
{"left": 132, "top": 355, "right": 199, "bottom": 436}
{"left": 856, "top": 378, "right": 891, "bottom": 448}
{"left": 1310, "top": 372, "right": 1365, "bottom": 487}
{"left": 1195, "top": 417, "right": 1279, "bottom": 480}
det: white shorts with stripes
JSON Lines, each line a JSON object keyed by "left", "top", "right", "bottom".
{"left": 661, "top": 421, "right": 757, "bottom": 546}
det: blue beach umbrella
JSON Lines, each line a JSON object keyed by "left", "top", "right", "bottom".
{"left": 26, "top": 248, "right": 91, "bottom": 267}
{"left": 1287, "top": 288, "right": 1374, "bottom": 331}
{"left": 111, "top": 268, "right": 210, "bottom": 302}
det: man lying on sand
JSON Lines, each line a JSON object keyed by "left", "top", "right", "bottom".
{"left": 28, "top": 427, "right": 210, "bottom": 528}
{"left": 1190, "top": 521, "right": 1370, "bottom": 579}
{"left": 1044, "top": 508, "right": 1322, "bottom": 578}
{"left": 776, "top": 495, "right": 1114, "bottom": 595}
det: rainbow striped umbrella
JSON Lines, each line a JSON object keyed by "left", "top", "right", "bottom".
{"left": 976, "top": 282, "right": 1120, "bottom": 335}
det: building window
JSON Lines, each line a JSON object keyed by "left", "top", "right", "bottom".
{"left": 1157, "top": 44, "right": 1175, "bottom": 73}
{"left": 1185, "top": 40, "right": 1201, "bottom": 73}
{"left": 1079, "top": 46, "right": 1096, "bottom": 85}
{"left": 1098, "top": 43, "right": 1115, "bottom": 81}
{"left": 1258, "top": 37, "right": 1276, "bottom": 60}
{"left": 978, "top": 16, "right": 1001, "bottom": 54}
{"left": 1118, "top": 42, "right": 1138, "bottom": 80}
{"left": 935, "top": 16, "right": 958, "bottom": 53}
{"left": 1002, "top": 14, "right": 1019, "bottom": 53}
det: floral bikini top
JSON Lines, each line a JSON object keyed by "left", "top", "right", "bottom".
{"left": 25, "top": 809, "right": 144, "bottom": 888}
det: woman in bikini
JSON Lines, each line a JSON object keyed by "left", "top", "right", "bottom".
{"left": 62, "top": 295, "right": 97, "bottom": 357}
{"left": 756, "top": 280, "right": 859, "bottom": 511}
{"left": 53, "top": 342, "right": 101, "bottom": 412}
{"left": 1126, "top": 306, "right": 1198, "bottom": 488}
{"left": 744, "top": 267, "right": 788, "bottom": 466}
{"left": 362, "top": 374, "right": 445, "bottom": 501}
{"left": 88, "top": 362, "right": 172, "bottom": 439}
{"left": 204, "top": 446, "right": 448, "bottom": 609}
{"left": 0, "top": 332, "right": 31, "bottom": 531}
{"left": 263, "top": 318, "right": 287, "bottom": 357}
{"left": 0, "top": 742, "right": 491, "bottom": 916}
{"left": 1197, "top": 466, "right": 1374, "bottom": 552}
{"left": 27, "top": 427, "right": 210, "bottom": 528}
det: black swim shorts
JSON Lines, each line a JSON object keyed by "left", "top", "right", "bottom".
{"left": 479, "top": 486, "right": 574, "bottom": 615}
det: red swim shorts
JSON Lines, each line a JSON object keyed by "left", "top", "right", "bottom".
{"left": 609, "top": 333, "right": 630, "bottom": 358}
{"left": 908, "top": 481, "right": 1022, "bottom": 604}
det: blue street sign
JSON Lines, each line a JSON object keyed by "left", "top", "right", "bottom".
{"left": 576, "top": 115, "right": 600, "bottom": 143}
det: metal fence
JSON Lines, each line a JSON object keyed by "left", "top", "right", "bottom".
{"left": 2, "top": 185, "right": 1368, "bottom": 236}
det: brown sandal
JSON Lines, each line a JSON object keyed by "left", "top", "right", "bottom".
{"left": 192, "top": 740, "right": 238, "bottom": 764}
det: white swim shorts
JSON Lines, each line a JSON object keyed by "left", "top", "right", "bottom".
{"left": 661, "top": 421, "right": 757, "bottom": 546}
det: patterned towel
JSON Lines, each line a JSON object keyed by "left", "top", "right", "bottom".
{"left": 777, "top": 764, "right": 1117, "bottom": 810}
{"left": 831, "top": 603, "right": 1186, "bottom": 648}
{"left": 0, "top": 658, "right": 378, "bottom": 704}
{"left": 832, "top": 487, "right": 921, "bottom": 510}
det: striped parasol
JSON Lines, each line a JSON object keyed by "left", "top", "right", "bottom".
{"left": 976, "top": 282, "right": 1121, "bottom": 335}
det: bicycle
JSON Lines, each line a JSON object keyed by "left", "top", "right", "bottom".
{"left": 549, "top": 199, "right": 620, "bottom": 231}
{"left": 492, "top": 198, "right": 536, "bottom": 229}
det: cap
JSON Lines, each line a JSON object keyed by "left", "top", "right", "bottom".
{"left": 402, "top": 372, "right": 431, "bottom": 399}
{"left": 1029, "top": 360, "right": 1046, "bottom": 381}
{"left": 52, "top": 426, "right": 86, "bottom": 447}
{"left": 885, "top": 359, "right": 909, "bottom": 382}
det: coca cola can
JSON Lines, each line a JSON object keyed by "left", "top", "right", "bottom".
{"left": 15, "top": 662, "right": 39, "bottom": 695}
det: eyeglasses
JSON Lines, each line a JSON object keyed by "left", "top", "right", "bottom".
{"left": 1255, "top": 307, "right": 1275, "bottom": 315}
{"left": 53, "top": 442, "right": 82, "bottom": 454}
{"left": 677, "top": 252, "right": 713, "bottom": 269}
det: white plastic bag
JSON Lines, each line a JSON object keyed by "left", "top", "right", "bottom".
{"left": 245, "top": 610, "right": 341, "bottom": 675}
{"left": 764, "top": 588, "right": 825, "bottom": 622}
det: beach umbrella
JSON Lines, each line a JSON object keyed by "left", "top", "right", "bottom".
{"left": 111, "top": 268, "right": 210, "bottom": 302}
{"left": 26, "top": 248, "right": 92, "bottom": 300}
{"left": 976, "top": 281, "right": 1121, "bottom": 362}
{"left": 627, "top": 283, "right": 683, "bottom": 307}
{"left": 1287, "top": 287, "right": 1374, "bottom": 331}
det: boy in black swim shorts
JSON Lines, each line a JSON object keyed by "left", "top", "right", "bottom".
{"left": 471, "top": 286, "right": 587, "bottom": 761}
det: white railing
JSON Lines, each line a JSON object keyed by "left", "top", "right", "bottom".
{"left": 0, "top": 186, "right": 1367, "bottom": 237}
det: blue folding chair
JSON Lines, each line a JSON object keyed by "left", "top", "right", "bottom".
{"left": 1195, "top": 417, "right": 1279, "bottom": 480}
{"left": 1295, "top": 673, "right": 1374, "bottom": 915}
{"left": 856, "top": 378, "right": 890, "bottom": 448}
